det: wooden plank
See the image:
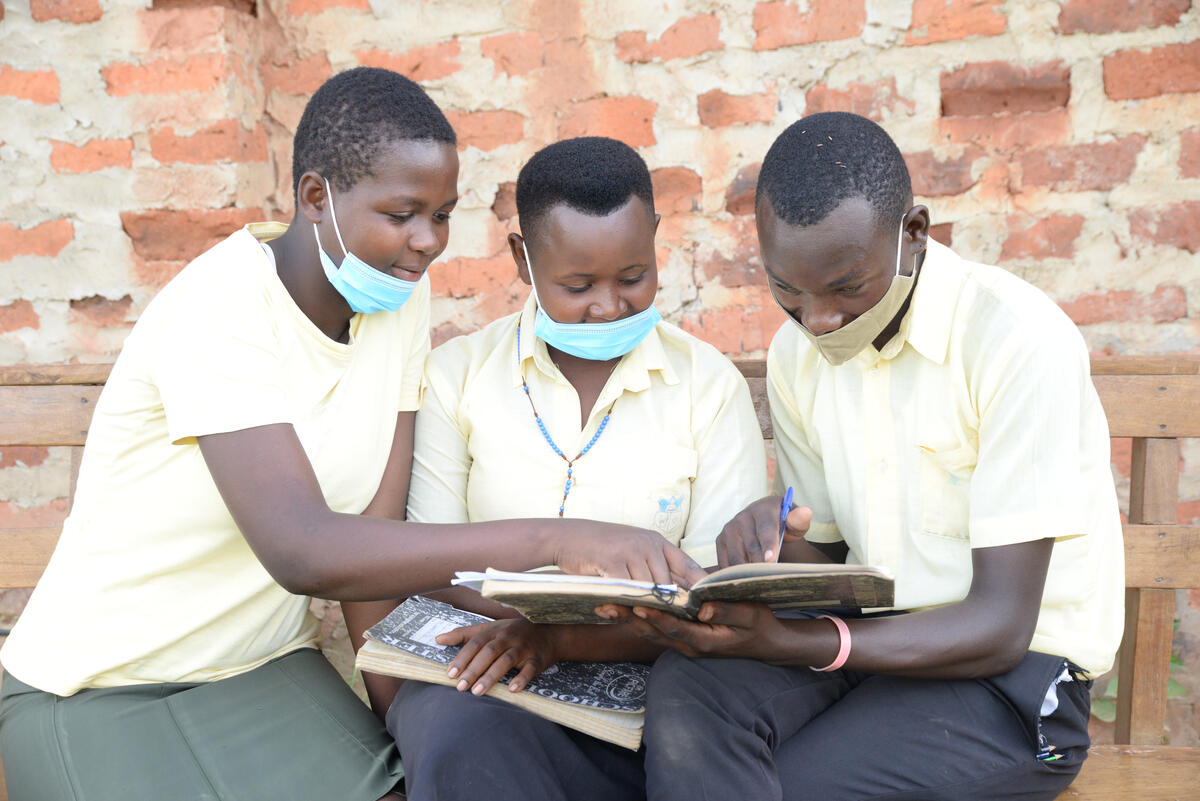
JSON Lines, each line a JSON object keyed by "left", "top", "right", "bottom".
{"left": 0, "top": 386, "right": 101, "bottom": 446}
{"left": 0, "top": 362, "right": 111, "bottom": 386}
{"left": 1090, "top": 356, "right": 1200, "bottom": 376}
{"left": 0, "top": 527, "right": 61, "bottom": 588}
{"left": 744, "top": 376, "right": 773, "bottom": 440}
{"left": 732, "top": 358, "right": 767, "bottom": 379}
{"left": 1094, "top": 376, "right": 1200, "bottom": 438}
{"left": 1115, "top": 587, "right": 1175, "bottom": 746}
{"left": 1123, "top": 525, "right": 1200, "bottom": 589}
{"left": 1129, "top": 438, "right": 1180, "bottom": 526}
{"left": 1059, "top": 745, "right": 1200, "bottom": 800}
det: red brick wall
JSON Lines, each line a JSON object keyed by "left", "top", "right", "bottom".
{"left": 2, "top": 0, "right": 1199, "bottom": 740}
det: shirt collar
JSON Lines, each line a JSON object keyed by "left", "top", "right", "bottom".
{"left": 862, "top": 237, "right": 962, "bottom": 367}
{"left": 511, "top": 292, "right": 678, "bottom": 391}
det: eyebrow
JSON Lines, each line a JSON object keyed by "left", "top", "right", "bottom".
{"left": 825, "top": 267, "right": 868, "bottom": 289}
{"left": 560, "top": 263, "right": 648, "bottom": 279}
{"left": 382, "top": 194, "right": 459, "bottom": 208}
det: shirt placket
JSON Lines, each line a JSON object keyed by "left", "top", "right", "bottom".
{"left": 861, "top": 360, "right": 902, "bottom": 572}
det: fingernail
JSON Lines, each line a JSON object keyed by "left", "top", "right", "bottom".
{"left": 633, "top": 607, "right": 647, "bottom": 618}
{"left": 456, "top": 679, "right": 468, "bottom": 691}
{"left": 447, "top": 666, "right": 459, "bottom": 678}
{"left": 472, "top": 684, "right": 484, "bottom": 695}
{"left": 509, "top": 682, "right": 520, "bottom": 691}
{"left": 764, "top": 550, "right": 775, "bottom": 561}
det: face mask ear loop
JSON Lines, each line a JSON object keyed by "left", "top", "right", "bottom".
{"left": 522, "top": 239, "right": 547, "bottom": 311}
{"left": 323, "top": 177, "right": 350, "bottom": 260}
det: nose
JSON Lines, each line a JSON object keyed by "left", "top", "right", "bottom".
{"left": 800, "top": 298, "right": 849, "bottom": 336}
{"left": 408, "top": 219, "right": 441, "bottom": 255}
{"left": 588, "top": 286, "right": 626, "bottom": 322}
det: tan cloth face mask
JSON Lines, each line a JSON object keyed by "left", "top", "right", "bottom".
{"left": 781, "top": 218, "right": 915, "bottom": 366}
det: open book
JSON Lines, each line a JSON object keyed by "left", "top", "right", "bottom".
{"left": 356, "top": 595, "right": 647, "bottom": 750}
{"left": 453, "top": 561, "right": 895, "bottom": 624}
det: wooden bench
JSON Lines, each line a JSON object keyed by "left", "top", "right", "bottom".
{"left": 2, "top": 356, "right": 1199, "bottom": 800}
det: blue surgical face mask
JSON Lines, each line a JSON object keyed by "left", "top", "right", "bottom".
{"left": 314, "top": 177, "right": 420, "bottom": 314}
{"left": 523, "top": 241, "right": 661, "bottom": 361}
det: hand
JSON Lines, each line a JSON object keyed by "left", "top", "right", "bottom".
{"left": 554, "top": 523, "right": 707, "bottom": 587}
{"left": 595, "top": 601, "right": 787, "bottom": 660}
{"left": 716, "top": 496, "right": 813, "bottom": 567}
{"left": 438, "top": 618, "right": 559, "bottom": 695}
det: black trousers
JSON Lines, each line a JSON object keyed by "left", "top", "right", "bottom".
{"left": 389, "top": 680, "right": 645, "bottom": 801}
{"left": 642, "top": 649, "right": 1091, "bottom": 801}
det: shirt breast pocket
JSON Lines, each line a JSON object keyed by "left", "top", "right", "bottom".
{"left": 917, "top": 442, "right": 975, "bottom": 542}
{"left": 617, "top": 445, "right": 698, "bottom": 544}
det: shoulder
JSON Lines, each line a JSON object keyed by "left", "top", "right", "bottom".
{"left": 426, "top": 310, "right": 521, "bottom": 386}
{"left": 654, "top": 320, "right": 749, "bottom": 390}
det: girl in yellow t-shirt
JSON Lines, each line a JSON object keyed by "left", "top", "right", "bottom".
{"left": 387, "top": 137, "right": 768, "bottom": 801}
{"left": 0, "top": 72, "right": 700, "bottom": 801}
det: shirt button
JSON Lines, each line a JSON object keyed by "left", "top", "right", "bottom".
{"left": 870, "top": 367, "right": 879, "bottom": 376}
{"left": 878, "top": 459, "right": 887, "bottom": 471}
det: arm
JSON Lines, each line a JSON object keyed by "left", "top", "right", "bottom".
{"left": 602, "top": 536, "right": 1053, "bottom": 679}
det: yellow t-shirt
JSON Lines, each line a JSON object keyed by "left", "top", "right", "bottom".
{"left": 1, "top": 223, "right": 430, "bottom": 696}
{"left": 767, "top": 239, "right": 1124, "bottom": 677}
{"left": 407, "top": 294, "right": 768, "bottom": 568}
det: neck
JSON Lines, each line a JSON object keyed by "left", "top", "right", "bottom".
{"left": 871, "top": 248, "right": 926, "bottom": 353}
{"left": 270, "top": 218, "right": 355, "bottom": 343}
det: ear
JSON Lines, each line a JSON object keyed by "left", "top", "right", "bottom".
{"left": 653, "top": 213, "right": 662, "bottom": 234}
{"left": 297, "top": 171, "right": 329, "bottom": 225}
{"left": 904, "top": 205, "right": 931, "bottom": 255}
{"left": 508, "top": 232, "right": 532, "bottom": 286}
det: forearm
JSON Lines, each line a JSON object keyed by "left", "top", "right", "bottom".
{"left": 425, "top": 587, "right": 523, "bottom": 620}
{"left": 341, "top": 599, "right": 405, "bottom": 720}
{"left": 550, "top": 623, "right": 666, "bottom": 663}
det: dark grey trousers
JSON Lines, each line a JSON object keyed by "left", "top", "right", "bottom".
{"left": 642, "top": 649, "right": 1091, "bottom": 801}
{"left": 389, "top": 680, "right": 645, "bottom": 801}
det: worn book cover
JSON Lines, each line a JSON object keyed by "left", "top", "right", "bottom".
{"left": 453, "top": 562, "right": 895, "bottom": 624}
{"left": 356, "top": 595, "right": 648, "bottom": 750}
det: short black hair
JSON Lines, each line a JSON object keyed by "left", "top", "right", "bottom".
{"left": 756, "top": 112, "right": 911, "bottom": 229}
{"left": 292, "top": 67, "right": 456, "bottom": 197}
{"left": 516, "top": 137, "right": 654, "bottom": 242}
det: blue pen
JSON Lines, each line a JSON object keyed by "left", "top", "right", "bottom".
{"left": 775, "top": 486, "right": 795, "bottom": 562}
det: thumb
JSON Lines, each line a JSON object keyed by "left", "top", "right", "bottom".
{"left": 782, "top": 506, "right": 813, "bottom": 541}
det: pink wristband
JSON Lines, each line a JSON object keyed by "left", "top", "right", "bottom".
{"left": 810, "top": 614, "right": 851, "bottom": 672}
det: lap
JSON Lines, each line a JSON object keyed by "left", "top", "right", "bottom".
{"left": 0, "top": 648, "right": 401, "bottom": 801}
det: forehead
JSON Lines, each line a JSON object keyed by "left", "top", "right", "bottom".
{"left": 353, "top": 139, "right": 459, "bottom": 197}
{"left": 757, "top": 195, "right": 879, "bottom": 260}
{"left": 536, "top": 195, "right": 656, "bottom": 254}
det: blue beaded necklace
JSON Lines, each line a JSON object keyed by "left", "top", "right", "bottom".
{"left": 516, "top": 323, "right": 616, "bottom": 517}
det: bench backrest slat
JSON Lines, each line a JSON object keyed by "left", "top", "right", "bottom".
{"left": 0, "top": 386, "right": 102, "bottom": 446}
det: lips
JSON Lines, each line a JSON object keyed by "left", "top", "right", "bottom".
{"left": 389, "top": 265, "right": 426, "bottom": 281}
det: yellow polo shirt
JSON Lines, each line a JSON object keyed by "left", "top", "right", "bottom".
{"left": 1, "top": 223, "right": 430, "bottom": 696}
{"left": 407, "top": 294, "right": 768, "bottom": 568}
{"left": 767, "top": 239, "right": 1124, "bottom": 676}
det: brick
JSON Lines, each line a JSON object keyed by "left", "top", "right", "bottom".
{"left": 559, "top": 96, "right": 657, "bottom": 148}
{"left": 492, "top": 181, "right": 517, "bottom": 221}
{"left": 651, "top": 167, "right": 702, "bottom": 215}
{"left": 121, "top": 208, "right": 264, "bottom": 262}
{"left": 1110, "top": 436, "right": 1132, "bottom": 478}
{"left": 1104, "top": 40, "right": 1200, "bottom": 100}
{"left": 753, "top": 0, "right": 865, "bottom": 50}
{"left": 0, "top": 220, "right": 74, "bottom": 260}
{"left": 287, "top": 0, "right": 369, "bottom": 13}
{"left": 929, "top": 222, "right": 953, "bottom": 247}
{"left": 481, "top": 31, "right": 543, "bottom": 77}
{"left": 102, "top": 54, "right": 225, "bottom": 96}
{"left": 1017, "top": 135, "right": 1145, "bottom": 192}
{"left": 0, "top": 447, "right": 50, "bottom": 470}
{"left": 806, "top": 78, "right": 915, "bottom": 122}
{"left": 150, "top": 121, "right": 268, "bottom": 164}
{"left": 616, "top": 14, "right": 722, "bottom": 63}
{"left": 1180, "top": 499, "right": 1200, "bottom": 525}
{"left": 50, "top": 138, "right": 133, "bottom": 173}
{"left": 1059, "top": 286, "right": 1187, "bottom": 326}
{"left": 999, "top": 214, "right": 1084, "bottom": 261}
{"left": 941, "top": 61, "right": 1070, "bottom": 117}
{"left": 939, "top": 109, "right": 1070, "bottom": 150}
{"left": 0, "top": 66, "right": 60, "bottom": 105}
{"left": 680, "top": 300, "right": 787, "bottom": 354}
{"left": 697, "top": 89, "right": 774, "bottom": 128}
{"left": 261, "top": 53, "right": 331, "bottom": 95}
{"left": 0, "top": 300, "right": 39, "bottom": 333}
{"left": 443, "top": 110, "right": 524, "bottom": 152}
{"left": 906, "top": 149, "right": 981, "bottom": 196}
{"left": 1057, "top": 0, "right": 1190, "bottom": 34}
{"left": 726, "top": 163, "right": 761, "bottom": 216}
{"left": 1128, "top": 202, "right": 1200, "bottom": 253}
{"left": 70, "top": 295, "right": 134, "bottom": 327}
{"left": 906, "top": 0, "right": 1006, "bottom": 45}
{"left": 0, "top": 499, "right": 69, "bottom": 528}
{"left": 435, "top": 251, "right": 526, "bottom": 321}
{"left": 30, "top": 0, "right": 102, "bottom": 23}
{"left": 1182, "top": 127, "right": 1200, "bottom": 179}
{"left": 356, "top": 40, "right": 462, "bottom": 83}
{"left": 699, "top": 235, "right": 764, "bottom": 287}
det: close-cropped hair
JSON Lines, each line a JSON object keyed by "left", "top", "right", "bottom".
{"left": 756, "top": 111, "right": 912, "bottom": 229}
{"left": 291, "top": 66, "right": 456, "bottom": 197}
{"left": 516, "top": 137, "right": 655, "bottom": 242}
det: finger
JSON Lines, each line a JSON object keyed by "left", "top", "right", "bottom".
{"left": 436, "top": 622, "right": 483, "bottom": 648}
{"left": 663, "top": 546, "right": 706, "bottom": 587}
{"left": 472, "top": 650, "right": 519, "bottom": 695}
{"left": 508, "top": 661, "right": 540, "bottom": 692}
{"left": 595, "top": 603, "right": 635, "bottom": 622}
{"left": 749, "top": 501, "right": 780, "bottom": 563}
{"left": 783, "top": 506, "right": 814, "bottom": 542}
{"left": 696, "top": 601, "right": 757, "bottom": 628}
{"left": 715, "top": 533, "right": 730, "bottom": 570}
{"left": 447, "top": 631, "right": 490, "bottom": 679}
{"left": 625, "top": 554, "right": 654, "bottom": 585}
{"left": 453, "top": 637, "right": 505, "bottom": 688}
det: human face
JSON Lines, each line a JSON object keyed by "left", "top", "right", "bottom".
{"left": 308, "top": 139, "right": 459, "bottom": 281}
{"left": 512, "top": 195, "right": 659, "bottom": 324}
{"left": 757, "top": 196, "right": 920, "bottom": 336}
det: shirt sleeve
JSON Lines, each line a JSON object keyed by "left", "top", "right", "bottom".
{"left": 395, "top": 276, "right": 432, "bottom": 413}
{"left": 151, "top": 257, "right": 291, "bottom": 445}
{"left": 679, "top": 360, "right": 769, "bottom": 568}
{"left": 406, "top": 343, "right": 471, "bottom": 525}
{"left": 766, "top": 337, "right": 842, "bottom": 544}
{"left": 966, "top": 315, "right": 1092, "bottom": 547}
